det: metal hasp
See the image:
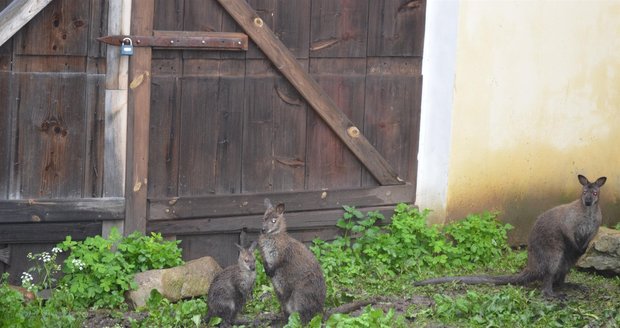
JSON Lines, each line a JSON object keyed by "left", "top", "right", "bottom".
{"left": 97, "top": 31, "right": 248, "bottom": 51}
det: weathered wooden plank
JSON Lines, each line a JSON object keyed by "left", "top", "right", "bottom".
{"left": 12, "top": 73, "right": 87, "bottom": 198}
{"left": 241, "top": 59, "right": 276, "bottom": 193}
{"left": 13, "top": 56, "right": 87, "bottom": 72}
{"left": 0, "top": 0, "right": 53, "bottom": 47}
{"left": 87, "top": 0, "right": 107, "bottom": 63}
{"left": 84, "top": 74, "right": 105, "bottom": 197}
{"left": 147, "top": 76, "right": 180, "bottom": 198}
{"left": 182, "top": 0, "right": 223, "bottom": 60}
{"left": 241, "top": 59, "right": 307, "bottom": 193}
{"left": 0, "top": 72, "right": 12, "bottom": 199}
{"left": 363, "top": 58, "right": 422, "bottom": 186}
{"left": 367, "top": 0, "right": 426, "bottom": 57}
{"left": 149, "top": 184, "right": 414, "bottom": 220}
{"left": 309, "top": 0, "right": 369, "bottom": 58}
{"left": 307, "top": 58, "right": 366, "bottom": 189}
{"left": 125, "top": 0, "right": 154, "bottom": 234}
{"left": 218, "top": 0, "right": 403, "bottom": 186}
{"left": 153, "top": 0, "right": 183, "bottom": 30}
{"left": 103, "top": 0, "right": 131, "bottom": 237}
{"left": 178, "top": 76, "right": 220, "bottom": 196}
{"left": 104, "top": 89, "right": 127, "bottom": 197}
{"left": 0, "top": 198, "right": 124, "bottom": 223}
{"left": 0, "top": 222, "right": 102, "bottom": 243}
{"left": 148, "top": 205, "right": 397, "bottom": 236}
{"left": 245, "top": 0, "right": 310, "bottom": 59}
{"left": 272, "top": 63, "right": 307, "bottom": 192}
{"left": 175, "top": 60, "right": 245, "bottom": 195}
{"left": 105, "top": 0, "right": 131, "bottom": 90}
{"left": 14, "top": 0, "right": 89, "bottom": 56}
{"left": 179, "top": 233, "right": 239, "bottom": 267}
{"left": 212, "top": 60, "right": 245, "bottom": 193}
{"left": 0, "top": 0, "right": 12, "bottom": 70}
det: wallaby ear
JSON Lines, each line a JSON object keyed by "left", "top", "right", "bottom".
{"left": 249, "top": 240, "right": 257, "bottom": 251}
{"left": 235, "top": 243, "right": 243, "bottom": 251}
{"left": 275, "top": 203, "right": 285, "bottom": 215}
{"left": 595, "top": 177, "right": 607, "bottom": 187}
{"left": 264, "top": 198, "right": 273, "bottom": 210}
{"left": 577, "top": 174, "right": 589, "bottom": 186}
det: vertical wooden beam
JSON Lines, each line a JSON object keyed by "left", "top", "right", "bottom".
{"left": 0, "top": 0, "right": 53, "bottom": 47}
{"left": 124, "top": 0, "right": 153, "bottom": 234}
{"left": 217, "top": 0, "right": 403, "bottom": 186}
{"left": 103, "top": 0, "right": 131, "bottom": 237}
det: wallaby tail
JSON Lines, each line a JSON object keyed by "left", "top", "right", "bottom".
{"left": 413, "top": 270, "right": 536, "bottom": 286}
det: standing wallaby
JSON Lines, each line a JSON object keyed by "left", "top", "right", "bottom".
{"left": 258, "top": 198, "right": 326, "bottom": 323}
{"left": 414, "top": 174, "right": 607, "bottom": 299}
{"left": 206, "top": 241, "right": 257, "bottom": 326}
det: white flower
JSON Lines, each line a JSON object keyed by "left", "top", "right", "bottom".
{"left": 21, "top": 272, "right": 34, "bottom": 290}
{"left": 41, "top": 252, "right": 52, "bottom": 263}
{"left": 71, "top": 258, "right": 85, "bottom": 271}
{"left": 51, "top": 247, "right": 62, "bottom": 254}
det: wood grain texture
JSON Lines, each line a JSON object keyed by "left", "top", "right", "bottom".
{"left": 217, "top": 0, "right": 403, "bottom": 186}
{"left": 307, "top": 58, "right": 365, "bottom": 189}
{"left": 147, "top": 76, "right": 180, "bottom": 198}
{"left": 12, "top": 73, "right": 87, "bottom": 198}
{"left": 104, "top": 89, "right": 127, "bottom": 197}
{"left": 14, "top": 0, "right": 89, "bottom": 56}
{"left": 362, "top": 58, "right": 422, "bottom": 186}
{"left": 0, "top": 72, "right": 12, "bottom": 199}
{"left": 125, "top": 0, "right": 154, "bottom": 234}
{"left": 84, "top": 74, "right": 105, "bottom": 198}
{"left": 310, "top": 0, "right": 369, "bottom": 58}
{"left": 148, "top": 205, "right": 397, "bottom": 236}
{"left": 0, "top": 198, "right": 124, "bottom": 223}
{"left": 149, "top": 184, "right": 414, "bottom": 220}
{"left": 0, "top": 0, "right": 53, "bottom": 47}
{"left": 367, "top": 0, "right": 426, "bottom": 57}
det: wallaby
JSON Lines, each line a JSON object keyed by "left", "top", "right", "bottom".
{"left": 258, "top": 198, "right": 326, "bottom": 323}
{"left": 206, "top": 241, "right": 257, "bottom": 326}
{"left": 414, "top": 174, "right": 607, "bottom": 299}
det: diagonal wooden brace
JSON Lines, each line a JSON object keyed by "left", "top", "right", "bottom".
{"left": 217, "top": 0, "right": 404, "bottom": 186}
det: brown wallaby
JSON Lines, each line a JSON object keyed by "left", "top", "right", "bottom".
{"left": 258, "top": 198, "right": 326, "bottom": 323}
{"left": 414, "top": 174, "right": 607, "bottom": 299}
{"left": 206, "top": 241, "right": 257, "bottom": 326}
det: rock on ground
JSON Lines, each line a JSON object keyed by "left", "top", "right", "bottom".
{"left": 128, "top": 256, "right": 222, "bottom": 308}
{"left": 577, "top": 227, "right": 620, "bottom": 274}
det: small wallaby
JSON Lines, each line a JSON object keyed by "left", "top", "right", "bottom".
{"left": 258, "top": 198, "right": 326, "bottom": 323}
{"left": 414, "top": 174, "right": 607, "bottom": 299}
{"left": 206, "top": 241, "right": 257, "bottom": 326}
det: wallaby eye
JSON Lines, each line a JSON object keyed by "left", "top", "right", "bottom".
{"left": 583, "top": 191, "right": 587, "bottom": 195}
{"left": 593, "top": 192, "right": 598, "bottom": 196}
{"left": 271, "top": 218, "right": 276, "bottom": 223}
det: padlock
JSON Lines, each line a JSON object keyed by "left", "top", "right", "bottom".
{"left": 120, "top": 37, "right": 134, "bottom": 56}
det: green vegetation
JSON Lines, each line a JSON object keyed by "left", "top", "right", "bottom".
{"left": 58, "top": 228, "right": 184, "bottom": 309}
{"left": 1, "top": 204, "right": 618, "bottom": 327}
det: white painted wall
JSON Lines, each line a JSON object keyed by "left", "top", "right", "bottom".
{"left": 417, "top": 0, "right": 620, "bottom": 241}
{"left": 415, "top": 0, "right": 460, "bottom": 224}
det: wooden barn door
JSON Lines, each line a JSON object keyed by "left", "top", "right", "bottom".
{"left": 126, "top": 0, "right": 424, "bottom": 266}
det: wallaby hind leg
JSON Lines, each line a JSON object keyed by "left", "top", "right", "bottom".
{"left": 542, "top": 274, "right": 566, "bottom": 299}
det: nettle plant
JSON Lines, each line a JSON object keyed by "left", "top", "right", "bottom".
{"left": 58, "top": 228, "right": 184, "bottom": 309}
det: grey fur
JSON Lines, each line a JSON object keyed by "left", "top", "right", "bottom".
{"left": 414, "top": 174, "right": 607, "bottom": 299}
{"left": 206, "top": 241, "right": 257, "bottom": 326}
{"left": 259, "top": 198, "right": 326, "bottom": 323}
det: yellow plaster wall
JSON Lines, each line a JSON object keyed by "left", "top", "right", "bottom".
{"left": 447, "top": 1, "right": 620, "bottom": 243}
